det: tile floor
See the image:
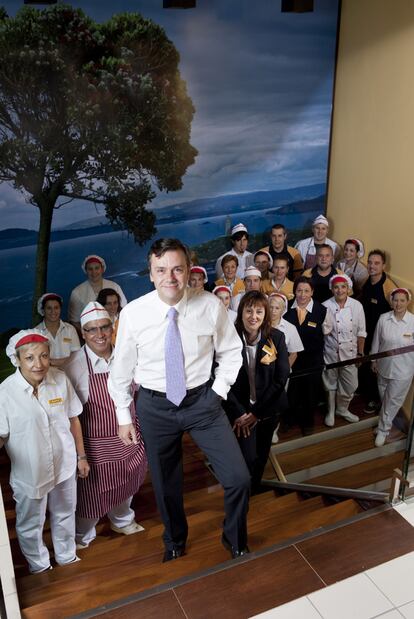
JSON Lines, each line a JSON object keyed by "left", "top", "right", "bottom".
{"left": 250, "top": 498, "right": 414, "bottom": 619}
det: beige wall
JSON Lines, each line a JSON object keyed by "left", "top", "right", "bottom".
{"left": 327, "top": 0, "right": 414, "bottom": 290}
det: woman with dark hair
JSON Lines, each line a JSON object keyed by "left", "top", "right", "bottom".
{"left": 96, "top": 288, "right": 123, "bottom": 345}
{"left": 223, "top": 291, "right": 290, "bottom": 493}
{"left": 284, "top": 276, "right": 332, "bottom": 434}
{"left": 337, "top": 238, "right": 368, "bottom": 296}
{"left": 36, "top": 293, "right": 80, "bottom": 367}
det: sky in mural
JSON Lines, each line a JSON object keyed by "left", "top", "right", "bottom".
{"left": 0, "top": 0, "right": 339, "bottom": 230}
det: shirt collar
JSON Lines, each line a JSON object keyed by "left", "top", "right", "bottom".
{"left": 292, "top": 299, "right": 314, "bottom": 312}
{"left": 85, "top": 344, "right": 113, "bottom": 367}
{"left": 390, "top": 311, "right": 409, "bottom": 324}
{"left": 13, "top": 367, "right": 56, "bottom": 393}
{"left": 155, "top": 287, "right": 189, "bottom": 318}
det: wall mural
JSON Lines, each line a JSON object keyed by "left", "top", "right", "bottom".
{"left": 0, "top": 0, "right": 339, "bottom": 332}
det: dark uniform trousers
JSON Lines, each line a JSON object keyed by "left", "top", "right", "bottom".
{"left": 136, "top": 382, "right": 251, "bottom": 552}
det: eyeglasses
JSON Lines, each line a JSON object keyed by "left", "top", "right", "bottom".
{"left": 83, "top": 324, "right": 112, "bottom": 335}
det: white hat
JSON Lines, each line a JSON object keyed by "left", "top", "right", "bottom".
{"left": 231, "top": 223, "right": 248, "bottom": 236}
{"left": 213, "top": 285, "right": 232, "bottom": 296}
{"left": 344, "top": 238, "right": 365, "bottom": 259}
{"left": 6, "top": 329, "right": 50, "bottom": 367}
{"left": 244, "top": 266, "right": 261, "bottom": 279}
{"left": 390, "top": 287, "right": 412, "bottom": 302}
{"left": 37, "top": 293, "right": 63, "bottom": 317}
{"left": 268, "top": 292, "right": 288, "bottom": 315}
{"left": 80, "top": 302, "right": 111, "bottom": 328}
{"left": 82, "top": 255, "right": 106, "bottom": 274}
{"left": 190, "top": 266, "right": 208, "bottom": 284}
{"left": 329, "top": 273, "right": 353, "bottom": 290}
{"left": 312, "top": 215, "right": 329, "bottom": 227}
{"left": 254, "top": 250, "right": 273, "bottom": 269}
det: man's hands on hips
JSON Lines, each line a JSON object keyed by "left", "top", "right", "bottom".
{"left": 118, "top": 423, "right": 138, "bottom": 445}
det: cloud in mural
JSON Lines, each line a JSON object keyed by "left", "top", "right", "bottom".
{"left": 0, "top": 0, "right": 338, "bottom": 223}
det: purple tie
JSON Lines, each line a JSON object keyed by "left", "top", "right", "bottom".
{"left": 165, "top": 307, "right": 186, "bottom": 406}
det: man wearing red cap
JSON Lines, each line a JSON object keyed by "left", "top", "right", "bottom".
{"left": 68, "top": 255, "right": 127, "bottom": 331}
{"left": 65, "top": 302, "right": 147, "bottom": 549}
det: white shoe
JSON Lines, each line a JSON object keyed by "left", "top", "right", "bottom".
{"left": 324, "top": 412, "right": 335, "bottom": 427}
{"left": 59, "top": 556, "right": 81, "bottom": 566}
{"left": 110, "top": 521, "right": 145, "bottom": 535}
{"left": 375, "top": 431, "right": 387, "bottom": 447}
{"left": 76, "top": 541, "right": 89, "bottom": 550}
{"left": 31, "top": 565, "right": 53, "bottom": 574}
{"left": 336, "top": 410, "right": 359, "bottom": 423}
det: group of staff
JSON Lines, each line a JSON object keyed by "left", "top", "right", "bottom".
{"left": 0, "top": 215, "right": 413, "bottom": 573}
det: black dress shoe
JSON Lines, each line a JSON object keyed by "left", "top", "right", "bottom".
{"left": 162, "top": 547, "right": 186, "bottom": 563}
{"left": 221, "top": 534, "right": 250, "bottom": 559}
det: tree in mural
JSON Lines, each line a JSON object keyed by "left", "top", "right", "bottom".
{"left": 0, "top": 5, "right": 197, "bottom": 321}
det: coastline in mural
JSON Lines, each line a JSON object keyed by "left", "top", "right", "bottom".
{"left": 0, "top": 0, "right": 339, "bottom": 332}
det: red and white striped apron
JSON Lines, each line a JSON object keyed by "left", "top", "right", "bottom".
{"left": 76, "top": 351, "right": 147, "bottom": 519}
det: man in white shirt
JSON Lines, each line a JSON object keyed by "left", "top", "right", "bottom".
{"left": 65, "top": 302, "right": 147, "bottom": 548}
{"left": 68, "top": 255, "right": 127, "bottom": 330}
{"left": 215, "top": 223, "right": 254, "bottom": 279}
{"left": 295, "top": 215, "right": 339, "bottom": 270}
{"left": 108, "top": 238, "right": 250, "bottom": 562}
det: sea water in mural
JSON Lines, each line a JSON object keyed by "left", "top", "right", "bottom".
{"left": 0, "top": 0, "right": 339, "bottom": 332}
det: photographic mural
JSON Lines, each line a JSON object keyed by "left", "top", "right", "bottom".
{"left": 0, "top": 0, "right": 339, "bottom": 332}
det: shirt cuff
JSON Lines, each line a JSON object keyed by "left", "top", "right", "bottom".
{"left": 116, "top": 408, "right": 133, "bottom": 425}
{"left": 212, "top": 377, "right": 230, "bottom": 400}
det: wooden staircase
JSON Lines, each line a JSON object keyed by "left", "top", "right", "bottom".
{"left": 15, "top": 488, "right": 364, "bottom": 619}
{"left": 0, "top": 430, "right": 382, "bottom": 619}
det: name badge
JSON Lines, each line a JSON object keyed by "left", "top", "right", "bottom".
{"left": 307, "top": 321, "right": 317, "bottom": 328}
{"left": 63, "top": 337, "right": 72, "bottom": 343}
{"left": 403, "top": 333, "right": 413, "bottom": 338}
{"left": 48, "top": 397, "right": 63, "bottom": 406}
{"left": 371, "top": 298, "right": 378, "bottom": 304}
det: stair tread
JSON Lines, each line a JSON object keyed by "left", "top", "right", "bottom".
{"left": 275, "top": 427, "right": 380, "bottom": 473}
{"left": 19, "top": 498, "right": 362, "bottom": 619}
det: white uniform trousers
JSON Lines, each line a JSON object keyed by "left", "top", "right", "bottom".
{"left": 377, "top": 375, "right": 413, "bottom": 434}
{"left": 76, "top": 496, "right": 134, "bottom": 546}
{"left": 323, "top": 364, "right": 358, "bottom": 406}
{"left": 14, "top": 473, "right": 77, "bottom": 573}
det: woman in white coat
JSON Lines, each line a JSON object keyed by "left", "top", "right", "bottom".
{"left": 323, "top": 274, "right": 366, "bottom": 427}
{"left": 371, "top": 288, "right": 414, "bottom": 447}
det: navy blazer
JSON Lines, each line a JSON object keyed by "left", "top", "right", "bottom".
{"left": 223, "top": 328, "right": 290, "bottom": 423}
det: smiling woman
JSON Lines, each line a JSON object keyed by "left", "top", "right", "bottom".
{"left": 223, "top": 291, "right": 290, "bottom": 494}
{"left": 0, "top": 329, "right": 88, "bottom": 573}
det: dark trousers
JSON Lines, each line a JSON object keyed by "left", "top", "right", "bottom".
{"left": 136, "top": 383, "right": 251, "bottom": 551}
{"left": 236, "top": 415, "right": 278, "bottom": 493}
{"left": 288, "top": 371, "right": 322, "bottom": 431}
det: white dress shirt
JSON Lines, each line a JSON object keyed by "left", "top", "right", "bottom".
{"left": 0, "top": 367, "right": 82, "bottom": 499}
{"left": 67, "top": 279, "right": 127, "bottom": 323}
{"left": 370, "top": 311, "right": 414, "bottom": 379}
{"left": 215, "top": 248, "right": 254, "bottom": 279}
{"left": 276, "top": 318, "right": 304, "bottom": 354}
{"left": 65, "top": 345, "right": 113, "bottom": 406}
{"left": 108, "top": 288, "right": 243, "bottom": 425}
{"left": 295, "top": 237, "right": 339, "bottom": 263}
{"left": 36, "top": 320, "right": 81, "bottom": 360}
{"left": 323, "top": 296, "right": 367, "bottom": 362}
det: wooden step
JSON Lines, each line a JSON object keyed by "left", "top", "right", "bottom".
{"left": 276, "top": 427, "right": 380, "bottom": 474}
{"left": 18, "top": 494, "right": 363, "bottom": 619}
{"left": 307, "top": 451, "right": 403, "bottom": 489}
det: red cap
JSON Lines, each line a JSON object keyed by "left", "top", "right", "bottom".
{"left": 15, "top": 334, "right": 49, "bottom": 348}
